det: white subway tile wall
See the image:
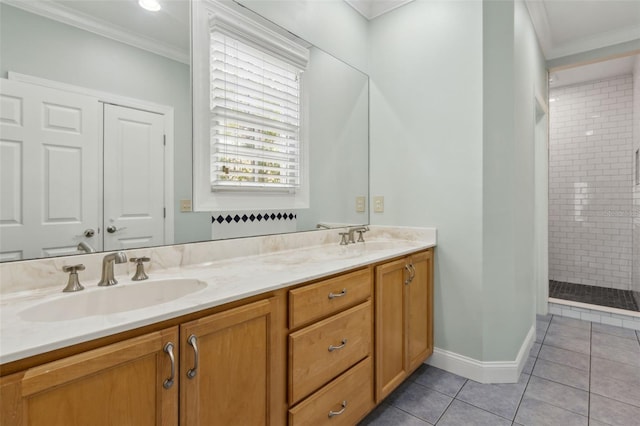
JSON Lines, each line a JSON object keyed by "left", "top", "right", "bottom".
{"left": 549, "top": 75, "right": 634, "bottom": 291}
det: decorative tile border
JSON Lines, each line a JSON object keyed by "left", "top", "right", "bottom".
{"left": 212, "top": 212, "right": 297, "bottom": 224}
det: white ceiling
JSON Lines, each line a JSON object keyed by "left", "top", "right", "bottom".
{"left": 525, "top": 0, "right": 640, "bottom": 60}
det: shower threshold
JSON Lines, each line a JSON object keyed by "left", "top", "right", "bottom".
{"left": 549, "top": 280, "right": 640, "bottom": 312}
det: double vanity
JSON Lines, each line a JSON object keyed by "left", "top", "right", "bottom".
{"left": 0, "top": 226, "right": 436, "bottom": 425}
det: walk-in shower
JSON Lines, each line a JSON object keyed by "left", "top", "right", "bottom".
{"left": 548, "top": 54, "right": 640, "bottom": 313}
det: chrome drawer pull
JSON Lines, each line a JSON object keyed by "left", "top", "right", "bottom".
{"left": 187, "top": 334, "right": 199, "bottom": 379}
{"left": 328, "top": 400, "right": 347, "bottom": 418}
{"left": 328, "top": 339, "right": 347, "bottom": 352}
{"left": 328, "top": 288, "right": 347, "bottom": 299}
{"left": 163, "top": 342, "right": 175, "bottom": 389}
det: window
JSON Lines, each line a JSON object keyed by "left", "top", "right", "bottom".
{"left": 209, "top": 32, "right": 302, "bottom": 190}
{"left": 192, "top": 0, "right": 309, "bottom": 211}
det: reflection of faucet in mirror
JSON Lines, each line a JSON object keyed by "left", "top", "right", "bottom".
{"left": 77, "top": 242, "right": 96, "bottom": 254}
{"left": 316, "top": 223, "right": 331, "bottom": 229}
{"left": 98, "top": 252, "right": 128, "bottom": 287}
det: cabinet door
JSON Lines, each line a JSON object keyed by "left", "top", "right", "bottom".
{"left": 407, "top": 250, "right": 434, "bottom": 372}
{"left": 180, "top": 298, "right": 279, "bottom": 426}
{"left": 0, "top": 327, "right": 179, "bottom": 426}
{"left": 374, "top": 257, "right": 409, "bottom": 402}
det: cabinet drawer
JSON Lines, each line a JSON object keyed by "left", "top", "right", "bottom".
{"left": 289, "top": 357, "right": 374, "bottom": 426}
{"left": 289, "top": 301, "right": 372, "bottom": 404}
{"left": 289, "top": 268, "right": 371, "bottom": 329}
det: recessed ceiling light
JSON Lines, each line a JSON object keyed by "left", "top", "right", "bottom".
{"left": 139, "top": 0, "right": 161, "bottom": 12}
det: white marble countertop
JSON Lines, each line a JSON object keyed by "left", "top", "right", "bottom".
{"left": 0, "top": 228, "right": 436, "bottom": 365}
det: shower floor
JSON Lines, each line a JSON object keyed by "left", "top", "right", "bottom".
{"left": 549, "top": 280, "right": 640, "bottom": 312}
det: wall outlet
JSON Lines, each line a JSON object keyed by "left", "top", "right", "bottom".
{"left": 373, "top": 196, "right": 384, "bottom": 213}
{"left": 180, "top": 199, "right": 192, "bottom": 212}
{"left": 355, "top": 196, "right": 366, "bottom": 213}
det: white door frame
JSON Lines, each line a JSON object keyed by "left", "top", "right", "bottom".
{"left": 534, "top": 89, "right": 549, "bottom": 315}
{"left": 8, "top": 71, "right": 175, "bottom": 245}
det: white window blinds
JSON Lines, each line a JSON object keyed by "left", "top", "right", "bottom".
{"left": 210, "top": 31, "right": 302, "bottom": 190}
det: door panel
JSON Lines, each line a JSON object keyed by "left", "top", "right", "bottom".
{"left": 103, "top": 104, "right": 165, "bottom": 251}
{"left": 407, "top": 251, "right": 433, "bottom": 371}
{"left": 0, "top": 79, "right": 101, "bottom": 259}
{"left": 374, "top": 258, "right": 408, "bottom": 402}
{"left": 0, "top": 327, "right": 179, "bottom": 426}
{"left": 180, "top": 299, "right": 276, "bottom": 426}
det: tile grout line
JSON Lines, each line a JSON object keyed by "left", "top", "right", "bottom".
{"left": 432, "top": 375, "right": 471, "bottom": 425}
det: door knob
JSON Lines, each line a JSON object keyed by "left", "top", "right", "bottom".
{"left": 106, "top": 225, "right": 127, "bottom": 233}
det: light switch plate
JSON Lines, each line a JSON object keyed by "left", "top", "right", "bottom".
{"left": 373, "top": 196, "right": 384, "bottom": 213}
{"left": 180, "top": 199, "right": 192, "bottom": 212}
{"left": 355, "top": 196, "right": 366, "bottom": 213}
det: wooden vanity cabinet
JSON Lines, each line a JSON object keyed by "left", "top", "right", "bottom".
{"left": 0, "top": 327, "right": 179, "bottom": 426}
{"left": 0, "top": 246, "right": 435, "bottom": 425}
{"left": 375, "top": 249, "right": 433, "bottom": 402}
{"left": 287, "top": 268, "right": 375, "bottom": 425}
{"left": 180, "top": 297, "right": 282, "bottom": 426}
{"left": 0, "top": 296, "right": 284, "bottom": 426}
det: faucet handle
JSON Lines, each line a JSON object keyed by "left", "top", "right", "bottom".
{"left": 130, "top": 257, "right": 150, "bottom": 281}
{"left": 339, "top": 232, "right": 349, "bottom": 246}
{"left": 356, "top": 230, "right": 366, "bottom": 243}
{"left": 62, "top": 264, "right": 85, "bottom": 292}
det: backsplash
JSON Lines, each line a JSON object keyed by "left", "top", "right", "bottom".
{"left": 211, "top": 210, "right": 297, "bottom": 239}
{"left": 0, "top": 226, "right": 436, "bottom": 295}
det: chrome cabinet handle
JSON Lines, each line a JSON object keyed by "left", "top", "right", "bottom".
{"left": 187, "top": 334, "right": 199, "bottom": 379}
{"left": 328, "top": 339, "right": 347, "bottom": 352}
{"left": 163, "top": 342, "right": 175, "bottom": 389}
{"left": 328, "top": 288, "right": 347, "bottom": 299}
{"left": 404, "top": 264, "right": 412, "bottom": 285}
{"left": 328, "top": 401, "right": 347, "bottom": 418}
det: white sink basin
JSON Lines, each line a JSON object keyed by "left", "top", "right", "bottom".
{"left": 20, "top": 278, "right": 207, "bottom": 322}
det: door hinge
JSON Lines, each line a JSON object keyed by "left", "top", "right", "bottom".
{"left": 163, "top": 207, "right": 166, "bottom": 218}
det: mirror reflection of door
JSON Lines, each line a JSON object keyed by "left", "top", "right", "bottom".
{"left": 0, "top": 78, "right": 168, "bottom": 259}
{"left": 0, "top": 79, "right": 101, "bottom": 260}
{"left": 103, "top": 104, "right": 165, "bottom": 251}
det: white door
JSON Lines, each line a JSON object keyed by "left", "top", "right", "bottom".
{"left": 0, "top": 79, "right": 101, "bottom": 261}
{"left": 103, "top": 104, "right": 165, "bottom": 251}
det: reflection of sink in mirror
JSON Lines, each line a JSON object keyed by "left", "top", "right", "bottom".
{"left": 20, "top": 279, "right": 207, "bottom": 322}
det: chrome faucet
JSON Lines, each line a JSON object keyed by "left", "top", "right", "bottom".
{"left": 348, "top": 226, "right": 369, "bottom": 243}
{"left": 98, "top": 251, "right": 127, "bottom": 286}
{"left": 340, "top": 226, "right": 370, "bottom": 245}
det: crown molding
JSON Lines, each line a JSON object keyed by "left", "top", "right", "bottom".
{"left": 2, "top": 0, "right": 189, "bottom": 64}
{"left": 344, "top": 0, "right": 414, "bottom": 20}
{"left": 524, "top": 0, "right": 553, "bottom": 58}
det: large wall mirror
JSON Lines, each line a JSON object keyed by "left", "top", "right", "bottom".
{"left": 0, "top": 0, "right": 369, "bottom": 262}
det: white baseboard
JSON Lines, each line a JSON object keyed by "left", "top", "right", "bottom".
{"left": 426, "top": 324, "right": 535, "bottom": 383}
